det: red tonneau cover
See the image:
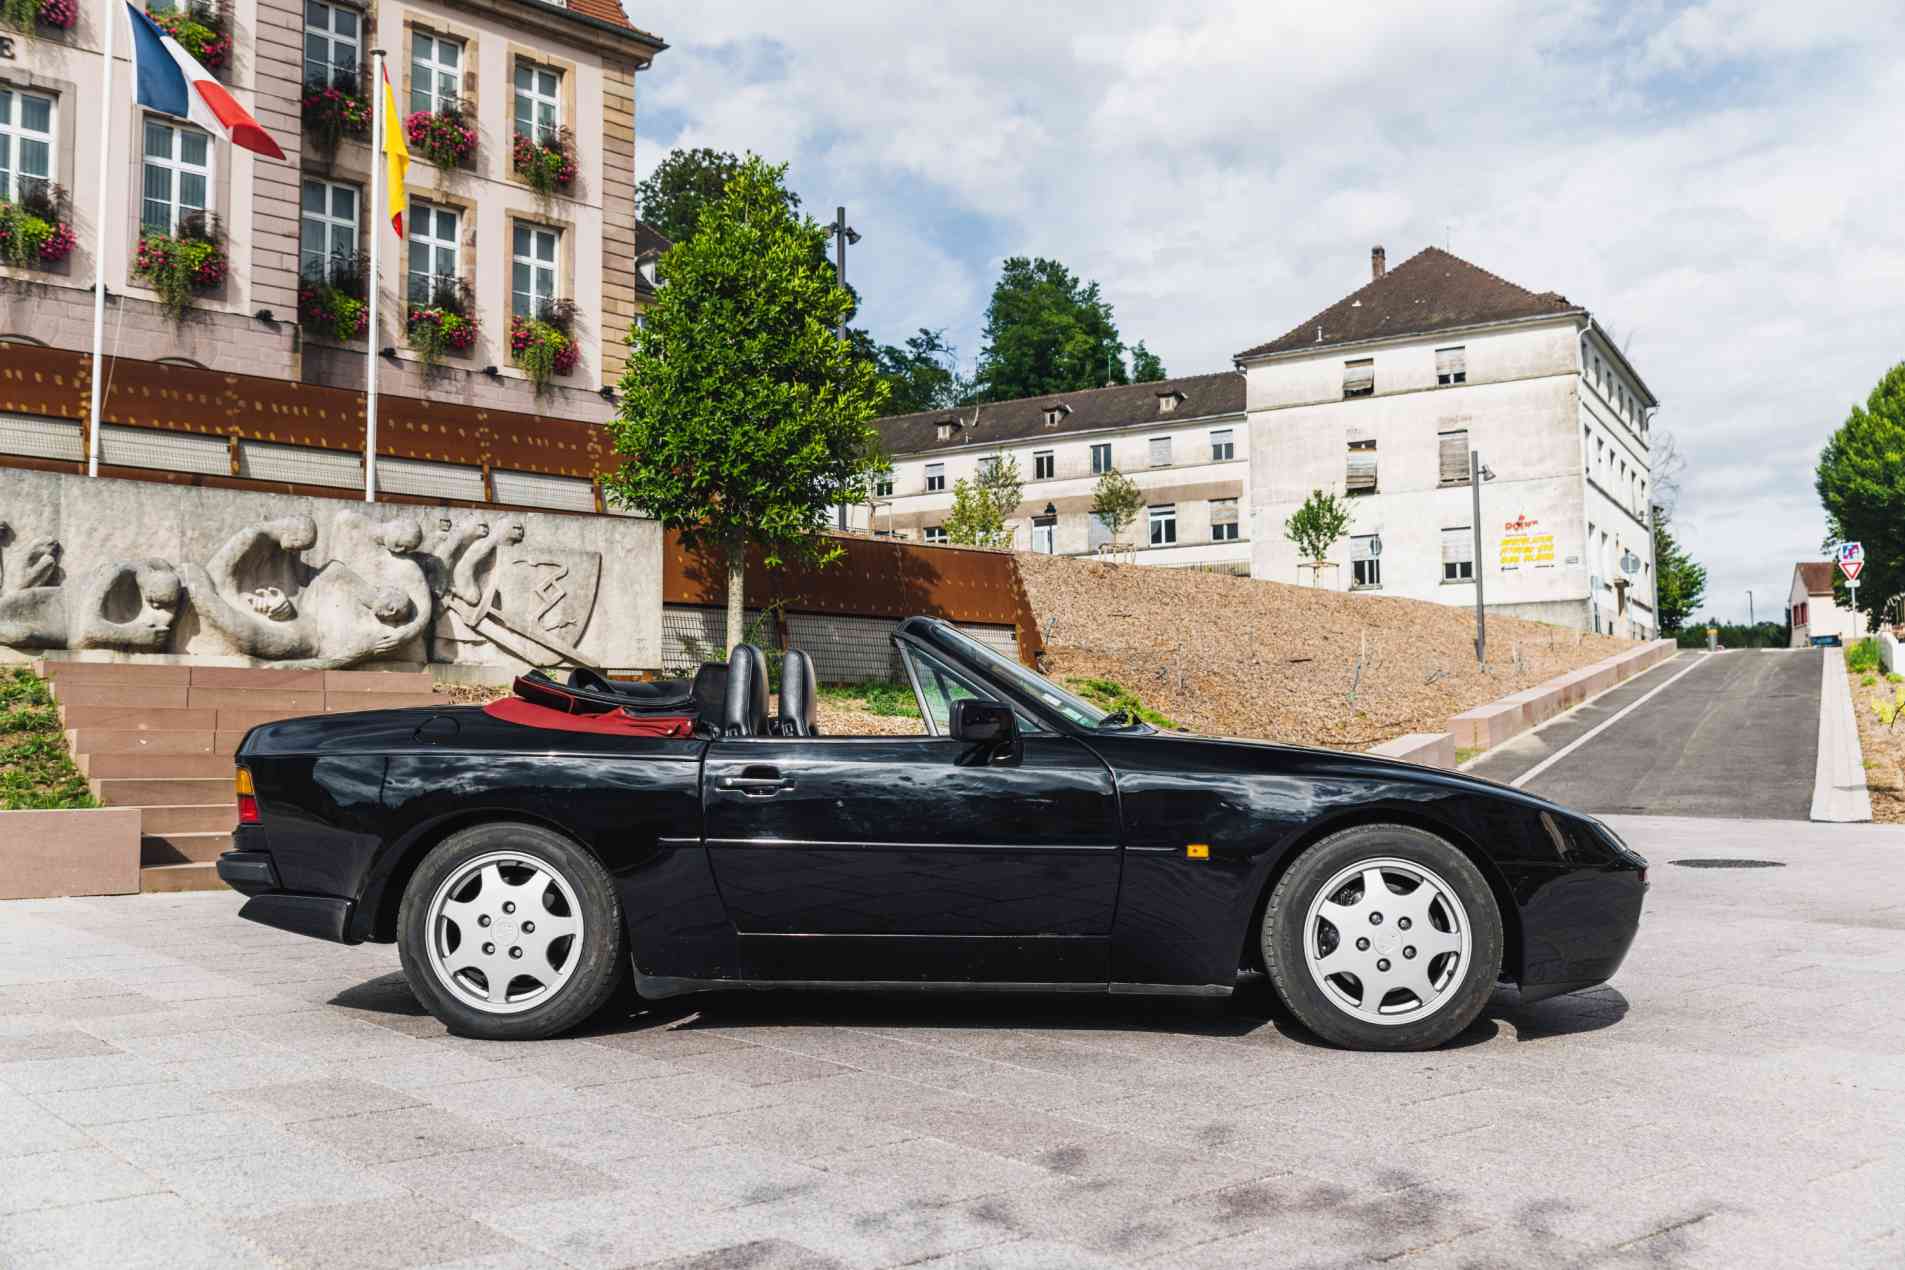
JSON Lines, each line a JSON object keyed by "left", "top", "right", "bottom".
{"left": 483, "top": 696, "right": 696, "bottom": 737}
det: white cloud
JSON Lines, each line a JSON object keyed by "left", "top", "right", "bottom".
{"left": 628, "top": 0, "right": 1905, "bottom": 622}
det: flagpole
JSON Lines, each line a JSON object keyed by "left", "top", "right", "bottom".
{"left": 365, "top": 49, "right": 383, "bottom": 503}
{"left": 86, "top": 0, "right": 118, "bottom": 478}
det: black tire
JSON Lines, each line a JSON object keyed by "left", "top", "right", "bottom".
{"left": 397, "top": 822, "right": 626, "bottom": 1041}
{"left": 1262, "top": 824, "right": 1502, "bottom": 1052}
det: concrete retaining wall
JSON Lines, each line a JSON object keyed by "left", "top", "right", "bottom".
{"left": 1448, "top": 638, "right": 1676, "bottom": 753}
{"left": 0, "top": 808, "right": 141, "bottom": 900}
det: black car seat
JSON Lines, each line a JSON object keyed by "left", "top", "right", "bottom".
{"left": 778, "top": 649, "right": 819, "bottom": 737}
{"left": 721, "top": 644, "right": 770, "bottom": 737}
{"left": 689, "top": 661, "right": 728, "bottom": 720}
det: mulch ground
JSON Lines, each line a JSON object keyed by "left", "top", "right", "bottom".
{"left": 1847, "top": 662, "right": 1905, "bottom": 824}
{"left": 1017, "top": 553, "right": 1636, "bottom": 750}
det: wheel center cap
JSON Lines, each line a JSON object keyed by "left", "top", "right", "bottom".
{"left": 490, "top": 915, "right": 520, "bottom": 942}
{"left": 1372, "top": 930, "right": 1400, "bottom": 957}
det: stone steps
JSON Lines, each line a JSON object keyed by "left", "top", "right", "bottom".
{"left": 37, "top": 660, "right": 442, "bottom": 893}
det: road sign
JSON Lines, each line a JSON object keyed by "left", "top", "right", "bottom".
{"left": 1842, "top": 558, "right": 1864, "bottom": 583}
{"left": 1838, "top": 541, "right": 1864, "bottom": 568}
{"left": 1620, "top": 550, "right": 1640, "bottom": 577}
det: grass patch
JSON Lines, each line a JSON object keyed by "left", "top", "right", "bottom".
{"left": 1065, "top": 677, "right": 1184, "bottom": 731}
{"left": 816, "top": 680, "right": 921, "bottom": 718}
{"left": 1846, "top": 637, "right": 1882, "bottom": 673}
{"left": 0, "top": 667, "right": 97, "bottom": 811}
{"left": 1455, "top": 746, "right": 1484, "bottom": 765}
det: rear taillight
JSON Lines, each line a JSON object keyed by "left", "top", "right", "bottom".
{"left": 235, "top": 767, "right": 259, "bottom": 824}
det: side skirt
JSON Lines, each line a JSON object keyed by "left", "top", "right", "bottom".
{"left": 633, "top": 969, "right": 1232, "bottom": 1001}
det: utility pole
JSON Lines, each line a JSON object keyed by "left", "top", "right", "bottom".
{"left": 830, "top": 206, "right": 860, "bottom": 529}
{"left": 1471, "top": 449, "right": 1487, "bottom": 664}
{"left": 1747, "top": 590, "right": 1754, "bottom": 626}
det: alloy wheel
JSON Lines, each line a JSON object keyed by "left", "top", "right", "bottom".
{"left": 423, "top": 850, "right": 584, "bottom": 1015}
{"left": 1301, "top": 856, "right": 1472, "bottom": 1026}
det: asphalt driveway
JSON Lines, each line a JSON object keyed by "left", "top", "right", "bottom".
{"left": 2, "top": 813, "right": 1902, "bottom": 1268}
{"left": 1468, "top": 651, "right": 1822, "bottom": 819}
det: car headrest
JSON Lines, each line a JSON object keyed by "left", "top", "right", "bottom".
{"left": 690, "top": 662, "right": 727, "bottom": 717}
{"left": 779, "top": 649, "right": 818, "bottom": 737}
{"left": 721, "top": 644, "right": 770, "bottom": 737}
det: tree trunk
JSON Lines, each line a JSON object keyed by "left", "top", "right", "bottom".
{"left": 725, "top": 540, "right": 746, "bottom": 655}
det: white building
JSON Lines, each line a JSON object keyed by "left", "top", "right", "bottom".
{"left": 1789, "top": 562, "right": 1858, "bottom": 645}
{"left": 849, "top": 372, "right": 1251, "bottom": 571}
{"left": 1238, "top": 247, "right": 1660, "bottom": 638}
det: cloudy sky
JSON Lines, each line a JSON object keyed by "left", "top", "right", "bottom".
{"left": 628, "top": 0, "right": 1904, "bottom": 624}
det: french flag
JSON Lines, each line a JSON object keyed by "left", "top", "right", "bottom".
{"left": 126, "top": 3, "right": 284, "bottom": 160}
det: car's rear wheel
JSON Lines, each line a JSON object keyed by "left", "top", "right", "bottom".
{"left": 397, "top": 823, "right": 625, "bottom": 1040}
{"left": 1262, "top": 824, "right": 1502, "bottom": 1051}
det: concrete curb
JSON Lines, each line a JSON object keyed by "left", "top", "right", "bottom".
{"left": 1811, "top": 645, "right": 1873, "bottom": 823}
{"left": 1367, "top": 733, "right": 1456, "bottom": 769}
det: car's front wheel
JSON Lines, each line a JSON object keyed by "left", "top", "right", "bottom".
{"left": 1262, "top": 824, "right": 1502, "bottom": 1051}
{"left": 397, "top": 823, "right": 626, "bottom": 1040}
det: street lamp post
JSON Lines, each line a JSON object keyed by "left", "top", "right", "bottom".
{"left": 1469, "top": 450, "right": 1496, "bottom": 664}
{"left": 1747, "top": 590, "right": 1755, "bottom": 627}
{"left": 830, "top": 206, "right": 860, "bottom": 529}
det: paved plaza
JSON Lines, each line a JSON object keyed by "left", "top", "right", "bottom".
{"left": 2, "top": 815, "right": 1902, "bottom": 1268}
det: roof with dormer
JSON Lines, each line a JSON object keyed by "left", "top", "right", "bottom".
{"left": 873, "top": 371, "right": 1245, "bottom": 459}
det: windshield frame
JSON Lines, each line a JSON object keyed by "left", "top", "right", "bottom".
{"left": 895, "top": 618, "right": 1132, "bottom": 734}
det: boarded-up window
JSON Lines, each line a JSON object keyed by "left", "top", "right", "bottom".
{"left": 1088, "top": 512, "right": 1112, "bottom": 549}
{"left": 1439, "top": 430, "right": 1470, "bottom": 485}
{"left": 1343, "top": 358, "right": 1374, "bottom": 398}
{"left": 1436, "top": 346, "right": 1466, "bottom": 385}
{"left": 1346, "top": 436, "right": 1377, "bottom": 493}
{"left": 1211, "top": 498, "right": 1239, "bottom": 542}
{"left": 1442, "top": 526, "right": 1474, "bottom": 581}
{"left": 1149, "top": 436, "right": 1172, "bottom": 467}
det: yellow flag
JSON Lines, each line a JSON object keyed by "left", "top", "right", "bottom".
{"left": 381, "top": 64, "right": 410, "bottom": 235}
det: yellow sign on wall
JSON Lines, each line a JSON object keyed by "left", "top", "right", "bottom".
{"left": 1499, "top": 514, "right": 1555, "bottom": 568}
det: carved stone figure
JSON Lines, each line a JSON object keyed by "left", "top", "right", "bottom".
{"left": 181, "top": 511, "right": 434, "bottom": 669}
{"left": 0, "top": 556, "right": 182, "bottom": 651}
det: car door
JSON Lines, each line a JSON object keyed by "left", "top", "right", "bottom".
{"left": 702, "top": 647, "right": 1121, "bottom": 984}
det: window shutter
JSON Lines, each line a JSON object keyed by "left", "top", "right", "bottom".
{"left": 1346, "top": 447, "right": 1378, "bottom": 492}
{"left": 1438, "top": 431, "right": 1469, "bottom": 484}
{"left": 1442, "top": 527, "right": 1473, "bottom": 565}
{"left": 1344, "top": 359, "right": 1374, "bottom": 396}
{"left": 1149, "top": 436, "right": 1171, "bottom": 466}
{"left": 1211, "top": 499, "right": 1239, "bottom": 526}
{"left": 1436, "top": 347, "right": 1466, "bottom": 383}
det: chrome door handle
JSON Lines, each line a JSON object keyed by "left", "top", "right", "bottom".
{"left": 717, "top": 775, "right": 795, "bottom": 796}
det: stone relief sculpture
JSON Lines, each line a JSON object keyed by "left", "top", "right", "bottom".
{"left": 0, "top": 506, "right": 605, "bottom": 670}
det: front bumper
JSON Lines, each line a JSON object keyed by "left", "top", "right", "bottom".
{"left": 218, "top": 843, "right": 358, "bottom": 945}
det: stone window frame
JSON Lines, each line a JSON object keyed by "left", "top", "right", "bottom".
{"left": 505, "top": 45, "right": 578, "bottom": 195}
{"left": 303, "top": 0, "right": 366, "bottom": 87}
{"left": 0, "top": 69, "right": 77, "bottom": 281}
{"left": 500, "top": 207, "right": 581, "bottom": 379}
{"left": 298, "top": 173, "right": 362, "bottom": 277}
{"left": 402, "top": 188, "right": 481, "bottom": 363}
{"left": 401, "top": 14, "right": 483, "bottom": 172}
{"left": 125, "top": 107, "right": 232, "bottom": 307}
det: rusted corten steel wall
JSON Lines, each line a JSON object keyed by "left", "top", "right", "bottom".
{"left": 0, "top": 345, "right": 1045, "bottom": 663}
{"left": 662, "top": 533, "right": 1045, "bottom": 664}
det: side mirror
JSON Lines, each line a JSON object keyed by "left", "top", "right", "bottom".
{"left": 950, "top": 698, "right": 1017, "bottom": 744}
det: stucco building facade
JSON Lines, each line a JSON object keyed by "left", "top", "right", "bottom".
{"left": 1789, "top": 562, "right": 1858, "bottom": 645}
{"left": 1239, "top": 248, "right": 1660, "bottom": 639}
{"left": 0, "top": 0, "right": 663, "bottom": 424}
{"left": 851, "top": 372, "right": 1251, "bottom": 571}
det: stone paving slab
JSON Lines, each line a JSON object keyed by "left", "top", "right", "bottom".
{"left": 1, "top": 814, "right": 1903, "bottom": 1267}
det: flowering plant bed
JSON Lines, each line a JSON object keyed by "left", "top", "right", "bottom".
{"left": 302, "top": 73, "right": 371, "bottom": 155}
{"left": 406, "top": 102, "right": 477, "bottom": 169}
{"left": 146, "top": 1, "right": 231, "bottom": 71}
{"left": 0, "top": 184, "right": 76, "bottom": 267}
{"left": 407, "top": 276, "right": 478, "bottom": 367}
{"left": 509, "top": 299, "right": 579, "bottom": 390}
{"left": 513, "top": 126, "right": 575, "bottom": 195}
{"left": 3, "top": 0, "right": 76, "bottom": 32}
{"left": 132, "top": 212, "right": 225, "bottom": 318}
{"left": 298, "top": 251, "right": 370, "bottom": 342}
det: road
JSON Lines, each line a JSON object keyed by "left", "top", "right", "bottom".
{"left": 2, "top": 816, "right": 1903, "bottom": 1268}
{"left": 1467, "top": 649, "right": 1821, "bottom": 820}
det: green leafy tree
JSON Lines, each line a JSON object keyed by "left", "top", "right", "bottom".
{"left": 973, "top": 257, "right": 1129, "bottom": 402}
{"left": 1652, "top": 508, "right": 1708, "bottom": 635}
{"left": 606, "top": 156, "right": 889, "bottom": 651}
{"left": 635, "top": 147, "right": 754, "bottom": 244}
{"left": 1816, "top": 361, "right": 1905, "bottom": 628}
{"left": 1089, "top": 468, "right": 1144, "bottom": 552}
{"left": 872, "top": 328, "right": 969, "bottom": 415}
{"left": 944, "top": 456, "right": 1024, "bottom": 548}
{"left": 1284, "top": 488, "right": 1353, "bottom": 562}
{"left": 1129, "top": 341, "right": 1166, "bottom": 383}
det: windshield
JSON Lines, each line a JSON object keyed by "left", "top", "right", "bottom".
{"left": 928, "top": 623, "right": 1112, "bottom": 729}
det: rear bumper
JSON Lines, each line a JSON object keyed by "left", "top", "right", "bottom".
{"left": 219, "top": 844, "right": 359, "bottom": 945}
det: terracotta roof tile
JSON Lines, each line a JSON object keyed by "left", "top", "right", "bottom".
{"left": 875, "top": 371, "right": 1245, "bottom": 458}
{"left": 1236, "top": 247, "right": 1581, "bottom": 360}
{"left": 1797, "top": 562, "right": 1837, "bottom": 595}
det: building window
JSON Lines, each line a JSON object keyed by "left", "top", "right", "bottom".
{"left": 1438, "top": 429, "right": 1469, "bottom": 486}
{"left": 1034, "top": 450, "right": 1054, "bottom": 480}
{"left": 1043, "top": 405, "right": 1067, "bottom": 427}
{"left": 1435, "top": 346, "right": 1466, "bottom": 386}
{"left": 1032, "top": 516, "right": 1056, "bottom": 554}
{"left": 1350, "top": 536, "right": 1381, "bottom": 588}
{"left": 0, "top": 88, "right": 56, "bottom": 203}
{"left": 140, "top": 119, "right": 210, "bottom": 235}
{"left": 923, "top": 526, "right": 947, "bottom": 544}
{"left": 511, "top": 223, "right": 560, "bottom": 318}
{"left": 1211, "top": 498, "right": 1239, "bottom": 542}
{"left": 1210, "top": 429, "right": 1234, "bottom": 462}
{"left": 1442, "top": 527, "right": 1474, "bottom": 581}
{"left": 978, "top": 456, "right": 1001, "bottom": 479}
{"left": 1149, "top": 436, "right": 1171, "bottom": 467}
{"left": 1346, "top": 436, "right": 1377, "bottom": 494}
{"left": 410, "top": 32, "right": 464, "bottom": 116}
{"left": 1148, "top": 504, "right": 1177, "bottom": 546}
{"left": 1344, "top": 358, "right": 1374, "bottom": 398}
{"left": 304, "top": 0, "right": 361, "bottom": 85}
{"left": 1090, "top": 442, "right": 1112, "bottom": 474}
{"left": 513, "top": 60, "right": 561, "bottom": 140}
{"left": 935, "top": 423, "right": 952, "bottom": 441}
{"left": 924, "top": 463, "right": 945, "bottom": 493}
{"left": 407, "top": 199, "right": 459, "bottom": 302}
{"left": 873, "top": 471, "right": 893, "bottom": 498}
{"left": 1157, "top": 392, "right": 1181, "bottom": 414}
{"left": 298, "top": 177, "right": 358, "bottom": 275}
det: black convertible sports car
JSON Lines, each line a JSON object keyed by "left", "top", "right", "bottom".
{"left": 219, "top": 616, "right": 1647, "bottom": 1052}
